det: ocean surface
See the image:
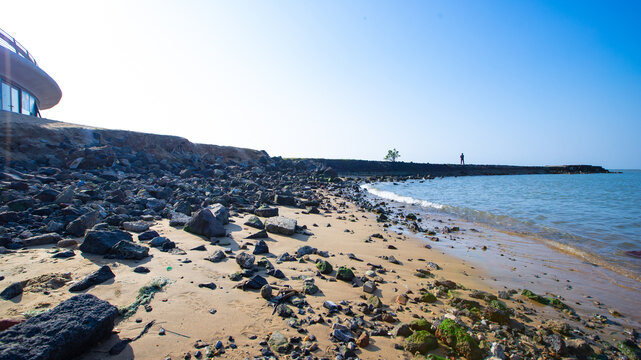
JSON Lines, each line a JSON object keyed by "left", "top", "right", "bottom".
{"left": 362, "top": 170, "right": 641, "bottom": 280}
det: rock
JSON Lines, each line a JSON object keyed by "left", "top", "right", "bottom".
{"left": 138, "top": 230, "right": 160, "bottom": 241}
{"left": 410, "top": 318, "right": 432, "bottom": 331}
{"left": 419, "top": 292, "right": 437, "bottom": 303}
{"left": 274, "top": 195, "right": 296, "bottom": 206}
{"left": 269, "top": 269, "right": 286, "bottom": 279}
{"left": 236, "top": 252, "right": 255, "bottom": 269}
{"left": 403, "top": 330, "right": 438, "bottom": 355}
{"left": 316, "top": 260, "right": 333, "bottom": 274}
{"left": 276, "top": 304, "right": 293, "bottom": 318}
{"left": 244, "top": 275, "right": 268, "bottom": 290}
{"left": 244, "top": 216, "right": 264, "bottom": 229}
{"left": 52, "top": 250, "right": 75, "bottom": 259}
{"left": 198, "top": 282, "right": 217, "bottom": 290}
{"left": 545, "top": 320, "right": 572, "bottom": 335}
{"left": 296, "top": 245, "right": 316, "bottom": 257}
{"left": 184, "top": 209, "right": 226, "bottom": 238}
{"left": 66, "top": 211, "right": 100, "bottom": 237}
{"left": 264, "top": 216, "right": 297, "bottom": 236}
{"left": 57, "top": 239, "right": 78, "bottom": 248}
{"left": 367, "top": 295, "right": 382, "bottom": 308}
{"left": 336, "top": 266, "right": 354, "bottom": 281}
{"left": 260, "top": 284, "right": 272, "bottom": 299}
{"left": 35, "top": 188, "right": 59, "bottom": 203}
{"left": 255, "top": 207, "right": 278, "bottom": 218}
{"left": 363, "top": 281, "right": 376, "bottom": 294}
{"left": 490, "top": 342, "right": 505, "bottom": 359}
{"left": 0, "top": 319, "right": 24, "bottom": 332}
{"left": 69, "top": 266, "right": 115, "bottom": 292}
{"left": 545, "top": 334, "right": 567, "bottom": 357}
{"left": 245, "top": 229, "right": 268, "bottom": 239}
{"left": 209, "top": 203, "right": 229, "bottom": 224}
{"left": 23, "top": 233, "right": 62, "bottom": 247}
{"left": 435, "top": 319, "right": 482, "bottom": 360}
{"left": 0, "top": 294, "right": 118, "bottom": 360}
{"left": 150, "top": 236, "right": 171, "bottom": 248}
{"left": 268, "top": 331, "right": 290, "bottom": 354}
{"left": 617, "top": 340, "right": 641, "bottom": 360}
{"left": 122, "top": 221, "right": 151, "bottom": 233}
{"left": 169, "top": 212, "right": 190, "bottom": 227}
{"left": 205, "top": 250, "right": 226, "bottom": 263}
{"left": 133, "top": 266, "right": 150, "bottom": 274}
{"left": 393, "top": 323, "right": 413, "bottom": 337}
{"left": 332, "top": 328, "right": 353, "bottom": 343}
{"left": 483, "top": 301, "right": 510, "bottom": 324}
{"left": 356, "top": 332, "right": 369, "bottom": 347}
{"left": 252, "top": 240, "right": 269, "bottom": 255}
{"left": 80, "top": 230, "right": 133, "bottom": 255}
{"left": 7, "top": 198, "right": 33, "bottom": 212}
{"left": 0, "top": 282, "right": 24, "bottom": 300}
{"left": 108, "top": 240, "right": 149, "bottom": 260}
{"left": 190, "top": 245, "right": 206, "bottom": 251}
{"left": 55, "top": 185, "right": 76, "bottom": 203}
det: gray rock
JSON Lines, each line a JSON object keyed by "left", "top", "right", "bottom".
{"left": 268, "top": 331, "right": 290, "bottom": 353}
{"left": 274, "top": 194, "right": 296, "bottom": 206}
{"left": 169, "top": 212, "right": 190, "bottom": 227}
{"left": 69, "top": 266, "right": 115, "bottom": 292}
{"left": 254, "top": 207, "right": 278, "bottom": 218}
{"left": 66, "top": 211, "right": 100, "bottom": 237}
{"left": 363, "top": 281, "right": 377, "bottom": 294}
{"left": 209, "top": 203, "right": 229, "bottom": 225}
{"left": 205, "top": 250, "right": 226, "bottom": 263}
{"left": 52, "top": 250, "right": 75, "bottom": 259}
{"left": 79, "top": 230, "right": 133, "bottom": 255}
{"left": 0, "top": 294, "right": 118, "bottom": 360}
{"left": 246, "top": 229, "right": 268, "bottom": 239}
{"left": 122, "top": 221, "right": 151, "bottom": 233}
{"left": 150, "top": 236, "right": 171, "bottom": 248}
{"left": 184, "top": 209, "right": 226, "bottom": 238}
{"left": 55, "top": 185, "right": 75, "bottom": 204}
{"left": 236, "top": 252, "right": 255, "bottom": 269}
{"left": 260, "top": 284, "right": 273, "bottom": 300}
{"left": 138, "top": 230, "right": 160, "bottom": 241}
{"left": 265, "top": 216, "right": 297, "bottom": 236}
{"left": 23, "top": 233, "right": 62, "bottom": 247}
{"left": 296, "top": 245, "right": 316, "bottom": 257}
{"left": 244, "top": 216, "right": 264, "bottom": 229}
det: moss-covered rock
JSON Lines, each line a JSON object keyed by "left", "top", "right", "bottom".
{"left": 268, "top": 331, "right": 290, "bottom": 353}
{"left": 435, "top": 319, "right": 482, "bottom": 360}
{"left": 618, "top": 340, "right": 641, "bottom": 360}
{"left": 336, "top": 266, "right": 354, "bottom": 281}
{"left": 419, "top": 292, "right": 437, "bottom": 303}
{"left": 521, "top": 289, "right": 550, "bottom": 305}
{"left": 548, "top": 297, "right": 570, "bottom": 310}
{"left": 426, "top": 355, "right": 448, "bottom": 360}
{"left": 403, "top": 330, "right": 438, "bottom": 355}
{"left": 409, "top": 318, "right": 432, "bottom": 332}
{"left": 302, "top": 283, "right": 319, "bottom": 295}
{"left": 316, "top": 260, "right": 333, "bottom": 274}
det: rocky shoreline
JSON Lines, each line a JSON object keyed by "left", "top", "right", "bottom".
{"left": 0, "top": 114, "right": 639, "bottom": 360}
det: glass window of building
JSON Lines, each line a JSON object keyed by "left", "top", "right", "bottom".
{"left": 1, "top": 81, "right": 11, "bottom": 112}
{"left": 10, "top": 87, "right": 19, "bottom": 113}
{"left": 21, "top": 91, "right": 35, "bottom": 115}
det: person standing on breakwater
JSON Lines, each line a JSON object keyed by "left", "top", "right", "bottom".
{"left": 460, "top": 153, "right": 465, "bottom": 165}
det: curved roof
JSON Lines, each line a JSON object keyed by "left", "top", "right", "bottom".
{"left": 0, "top": 30, "right": 61, "bottom": 110}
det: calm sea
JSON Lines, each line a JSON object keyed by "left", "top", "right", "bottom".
{"left": 362, "top": 170, "right": 641, "bottom": 280}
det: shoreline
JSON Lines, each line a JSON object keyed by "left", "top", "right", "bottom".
{"left": 356, "top": 182, "right": 641, "bottom": 330}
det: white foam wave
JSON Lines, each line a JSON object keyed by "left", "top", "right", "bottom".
{"left": 360, "top": 184, "right": 445, "bottom": 210}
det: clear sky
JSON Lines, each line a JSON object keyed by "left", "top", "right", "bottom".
{"left": 2, "top": 1, "right": 640, "bottom": 169}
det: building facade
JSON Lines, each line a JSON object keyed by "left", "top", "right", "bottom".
{"left": 0, "top": 28, "right": 61, "bottom": 117}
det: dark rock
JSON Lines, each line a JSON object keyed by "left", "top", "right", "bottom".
{"left": 52, "top": 250, "right": 75, "bottom": 259}
{"left": 80, "top": 230, "right": 133, "bottom": 255}
{"left": 66, "top": 211, "right": 100, "bottom": 237}
{"left": 546, "top": 334, "right": 567, "bottom": 357}
{"left": 296, "top": 245, "right": 316, "bottom": 257}
{"left": 7, "top": 198, "right": 34, "bottom": 212}
{"left": 336, "top": 266, "right": 354, "bottom": 281}
{"left": 274, "top": 195, "right": 296, "bottom": 206}
{"left": 69, "top": 266, "right": 115, "bottom": 292}
{"left": 0, "top": 294, "right": 118, "bottom": 360}
{"left": 108, "top": 240, "right": 149, "bottom": 260}
{"left": 190, "top": 245, "right": 207, "bottom": 251}
{"left": 150, "top": 236, "right": 171, "bottom": 248}
{"left": 0, "top": 282, "right": 24, "bottom": 300}
{"left": 244, "top": 275, "right": 268, "bottom": 290}
{"left": 23, "top": 233, "right": 63, "bottom": 247}
{"left": 253, "top": 240, "right": 269, "bottom": 255}
{"left": 198, "top": 282, "right": 217, "bottom": 290}
{"left": 246, "top": 229, "right": 268, "bottom": 239}
{"left": 122, "top": 221, "right": 151, "bottom": 233}
{"left": 265, "top": 216, "right": 297, "bottom": 236}
{"left": 35, "top": 189, "right": 59, "bottom": 203}
{"left": 260, "top": 284, "right": 273, "bottom": 299}
{"left": 133, "top": 266, "right": 150, "bottom": 274}
{"left": 236, "top": 252, "right": 255, "bottom": 269}
{"left": 138, "top": 230, "right": 160, "bottom": 241}
{"left": 184, "top": 209, "right": 226, "bottom": 238}
{"left": 254, "top": 207, "right": 278, "bottom": 218}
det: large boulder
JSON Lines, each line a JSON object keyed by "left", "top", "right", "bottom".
{"left": 66, "top": 211, "right": 100, "bottom": 237}
{"left": 265, "top": 216, "right": 297, "bottom": 236}
{"left": 184, "top": 209, "right": 226, "bottom": 238}
{"left": 79, "top": 230, "right": 133, "bottom": 255}
{"left": 0, "top": 294, "right": 118, "bottom": 360}
{"left": 69, "top": 266, "right": 115, "bottom": 292}
{"left": 254, "top": 207, "right": 278, "bottom": 218}
{"left": 209, "top": 203, "right": 229, "bottom": 225}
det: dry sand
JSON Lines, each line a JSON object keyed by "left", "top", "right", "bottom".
{"left": 0, "top": 192, "right": 637, "bottom": 359}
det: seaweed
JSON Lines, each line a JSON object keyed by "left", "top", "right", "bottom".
{"left": 119, "top": 277, "right": 171, "bottom": 319}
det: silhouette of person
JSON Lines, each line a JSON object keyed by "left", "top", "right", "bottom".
{"left": 460, "top": 153, "right": 465, "bottom": 165}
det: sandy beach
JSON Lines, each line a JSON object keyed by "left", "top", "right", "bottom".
{"left": 2, "top": 187, "right": 639, "bottom": 359}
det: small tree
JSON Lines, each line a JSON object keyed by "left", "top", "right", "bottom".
{"left": 384, "top": 148, "right": 400, "bottom": 162}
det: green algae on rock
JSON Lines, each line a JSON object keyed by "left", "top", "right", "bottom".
{"left": 403, "top": 330, "right": 438, "bottom": 355}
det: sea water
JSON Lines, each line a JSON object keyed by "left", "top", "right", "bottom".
{"left": 362, "top": 170, "right": 641, "bottom": 280}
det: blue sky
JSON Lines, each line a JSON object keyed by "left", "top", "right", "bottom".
{"left": 2, "top": 1, "right": 640, "bottom": 168}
